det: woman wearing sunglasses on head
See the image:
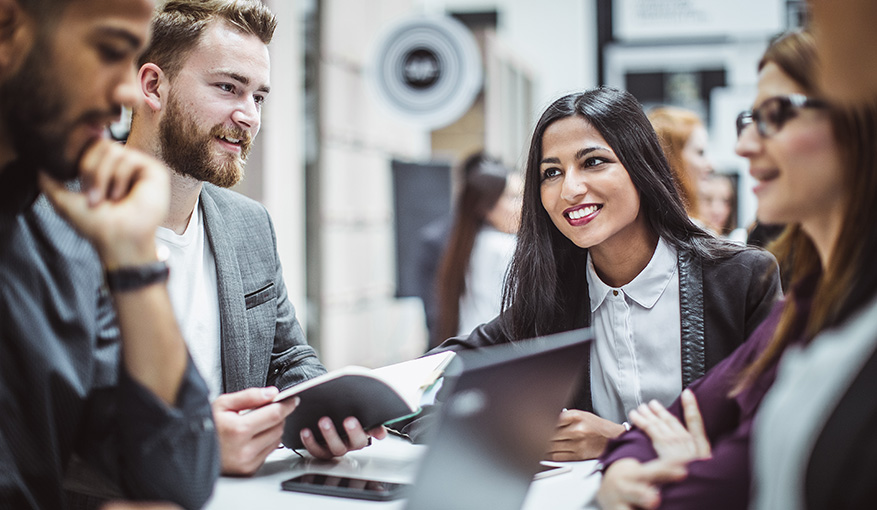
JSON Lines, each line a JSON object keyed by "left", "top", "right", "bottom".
{"left": 424, "top": 85, "right": 781, "bottom": 461}
{"left": 596, "top": 29, "right": 877, "bottom": 510}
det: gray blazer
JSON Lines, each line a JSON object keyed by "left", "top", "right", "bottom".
{"left": 200, "top": 184, "right": 327, "bottom": 392}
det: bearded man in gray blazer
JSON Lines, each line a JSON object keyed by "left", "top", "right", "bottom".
{"left": 125, "top": 0, "right": 385, "bottom": 475}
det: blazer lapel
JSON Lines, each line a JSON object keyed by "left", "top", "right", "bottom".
{"left": 200, "top": 187, "right": 249, "bottom": 394}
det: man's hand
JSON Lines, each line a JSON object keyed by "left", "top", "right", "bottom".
{"left": 596, "top": 458, "right": 688, "bottom": 510}
{"left": 39, "top": 139, "right": 170, "bottom": 269}
{"left": 545, "top": 409, "right": 626, "bottom": 461}
{"left": 299, "top": 418, "right": 388, "bottom": 460}
{"left": 213, "top": 387, "right": 299, "bottom": 476}
{"left": 627, "top": 390, "right": 712, "bottom": 464}
{"left": 41, "top": 139, "right": 187, "bottom": 404}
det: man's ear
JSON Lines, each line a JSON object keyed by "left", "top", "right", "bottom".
{"left": 139, "top": 63, "right": 167, "bottom": 113}
{"left": 0, "top": 0, "right": 33, "bottom": 78}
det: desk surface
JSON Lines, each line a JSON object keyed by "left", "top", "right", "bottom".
{"left": 204, "top": 436, "right": 601, "bottom": 509}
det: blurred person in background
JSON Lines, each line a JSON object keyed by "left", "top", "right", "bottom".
{"left": 809, "top": 0, "right": 877, "bottom": 104}
{"left": 648, "top": 107, "right": 713, "bottom": 221}
{"left": 416, "top": 154, "right": 491, "bottom": 348}
{"left": 698, "top": 172, "right": 747, "bottom": 243}
{"left": 434, "top": 153, "right": 522, "bottom": 344}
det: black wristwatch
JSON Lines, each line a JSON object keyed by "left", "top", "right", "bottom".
{"left": 105, "top": 260, "right": 170, "bottom": 292}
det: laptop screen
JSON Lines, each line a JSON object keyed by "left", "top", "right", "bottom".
{"left": 404, "top": 328, "right": 593, "bottom": 510}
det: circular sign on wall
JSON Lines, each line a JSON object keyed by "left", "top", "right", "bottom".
{"left": 369, "top": 15, "right": 483, "bottom": 130}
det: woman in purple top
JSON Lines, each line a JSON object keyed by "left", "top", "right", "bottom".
{"left": 597, "top": 29, "right": 877, "bottom": 510}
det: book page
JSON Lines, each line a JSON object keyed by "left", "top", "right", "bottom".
{"left": 371, "top": 351, "right": 455, "bottom": 406}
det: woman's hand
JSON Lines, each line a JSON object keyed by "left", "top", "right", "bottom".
{"left": 628, "top": 389, "right": 711, "bottom": 464}
{"left": 545, "top": 409, "right": 626, "bottom": 461}
{"left": 596, "top": 458, "right": 688, "bottom": 510}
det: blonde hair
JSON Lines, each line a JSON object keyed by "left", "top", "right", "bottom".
{"left": 648, "top": 106, "right": 704, "bottom": 217}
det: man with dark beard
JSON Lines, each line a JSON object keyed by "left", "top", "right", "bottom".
{"left": 124, "top": 0, "right": 386, "bottom": 476}
{"left": 0, "top": 0, "right": 220, "bottom": 508}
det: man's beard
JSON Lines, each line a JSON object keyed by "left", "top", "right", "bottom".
{"left": 0, "top": 39, "right": 74, "bottom": 179}
{"left": 0, "top": 35, "right": 116, "bottom": 181}
{"left": 158, "top": 94, "right": 252, "bottom": 188}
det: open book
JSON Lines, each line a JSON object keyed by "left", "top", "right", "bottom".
{"left": 278, "top": 350, "right": 456, "bottom": 450}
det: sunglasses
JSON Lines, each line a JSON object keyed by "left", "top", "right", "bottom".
{"left": 736, "top": 94, "right": 829, "bottom": 138}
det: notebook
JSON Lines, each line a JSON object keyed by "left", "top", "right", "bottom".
{"left": 403, "top": 327, "right": 593, "bottom": 510}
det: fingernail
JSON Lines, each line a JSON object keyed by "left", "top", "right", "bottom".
{"left": 301, "top": 428, "right": 311, "bottom": 439}
{"left": 262, "top": 387, "right": 278, "bottom": 399}
{"left": 320, "top": 418, "right": 332, "bottom": 430}
{"left": 88, "top": 189, "right": 101, "bottom": 206}
{"left": 344, "top": 418, "right": 357, "bottom": 430}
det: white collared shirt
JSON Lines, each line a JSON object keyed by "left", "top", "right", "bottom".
{"left": 587, "top": 237, "right": 681, "bottom": 423}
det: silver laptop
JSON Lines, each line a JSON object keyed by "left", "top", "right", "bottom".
{"left": 404, "top": 328, "right": 593, "bottom": 510}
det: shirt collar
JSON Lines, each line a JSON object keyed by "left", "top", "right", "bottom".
{"left": 586, "top": 237, "right": 678, "bottom": 311}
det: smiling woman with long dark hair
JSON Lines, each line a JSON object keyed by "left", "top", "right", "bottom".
{"left": 434, "top": 86, "right": 781, "bottom": 460}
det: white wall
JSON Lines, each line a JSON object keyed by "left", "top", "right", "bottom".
{"left": 259, "top": 0, "right": 307, "bottom": 326}
{"left": 317, "top": 0, "right": 433, "bottom": 369}
{"left": 436, "top": 0, "right": 598, "bottom": 113}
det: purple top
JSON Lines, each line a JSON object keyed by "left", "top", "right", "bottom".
{"left": 599, "top": 274, "right": 817, "bottom": 510}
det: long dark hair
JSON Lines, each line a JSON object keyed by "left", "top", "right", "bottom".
{"left": 735, "top": 30, "right": 877, "bottom": 390}
{"left": 500, "top": 86, "right": 740, "bottom": 341}
{"left": 435, "top": 153, "right": 511, "bottom": 342}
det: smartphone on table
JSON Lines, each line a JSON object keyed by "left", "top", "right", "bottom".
{"left": 281, "top": 473, "right": 408, "bottom": 501}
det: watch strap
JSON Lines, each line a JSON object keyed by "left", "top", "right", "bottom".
{"left": 105, "top": 261, "right": 170, "bottom": 292}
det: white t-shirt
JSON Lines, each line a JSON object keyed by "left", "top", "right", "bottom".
{"left": 587, "top": 237, "right": 682, "bottom": 423}
{"left": 457, "top": 227, "right": 516, "bottom": 335}
{"left": 155, "top": 198, "right": 223, "bottom": 400}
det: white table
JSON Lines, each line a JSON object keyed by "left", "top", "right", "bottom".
{"left": 204, "top": 436, "right": 602, "bottom": 509}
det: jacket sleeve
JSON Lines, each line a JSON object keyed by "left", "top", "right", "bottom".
{"left": 78, "top": 355, "right": 221, "bottom": 510}
{"left": 702, "top": 247, "right": 782, "bottom": 369}
{"left": 599, "top": 351, "right": 745, "bottom": 467}
{"left": 428, "top": 313, "right": 512, "bottom": 353}
{"left": 743, "top": 249, "right": 783, "bottom": 340}
{"left": 263, "top": 211, "right": 327, "bottom": 391}
{"left": 114, "top": 361, "right": 220, "bottom": 509}
{"left": 599, "top": 303, "right": 783, "bottom": 510}
{"left": 396, "top": 315, "right": 511, "bottom": 442}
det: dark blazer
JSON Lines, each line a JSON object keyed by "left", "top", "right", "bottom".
{"left": 3, "top": 196, "right": 219, "bottom": 509}
{"left": 805, "top": 344, "right": 877, "bottom": 510}
{"left": 65, "top": 185, "right": 327, "bottom": 509}
{"left": 200, "top": 184, "right": 327, "bottom": 391}
{"left": 435, "top": 246, "right": 781, "bottom": 411}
